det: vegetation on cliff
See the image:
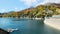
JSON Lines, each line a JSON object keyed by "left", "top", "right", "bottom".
{"left": 0, "top": 3, "right": 60, "bottom": 18}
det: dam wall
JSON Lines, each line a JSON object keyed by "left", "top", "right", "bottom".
{"left": 44, "top": 18, "right": 60, "bottom": 30}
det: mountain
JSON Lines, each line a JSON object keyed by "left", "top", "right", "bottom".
{"left": 1, "top": 3, "right": 60, "bottom": 18}
{"left": 48, "top": 3, "right": 60, "bottom": 8}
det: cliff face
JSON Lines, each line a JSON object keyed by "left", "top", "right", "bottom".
{"left": 1, "top": 3, "right": 60, "bottom": 18}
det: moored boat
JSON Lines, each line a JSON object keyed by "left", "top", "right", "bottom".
{"left": 7, "top": 28, "right": 18, "bottom": 32}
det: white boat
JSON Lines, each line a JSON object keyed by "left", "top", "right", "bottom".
{"left": 7, "top": 28, "right": 18, "bottom": 32}
{"left": 44, "top": 15, "right": 60, "bottom": 30}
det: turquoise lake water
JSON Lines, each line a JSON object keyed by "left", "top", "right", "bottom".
{"left": 0, "top": 18, "right": 60, "bottom": 34}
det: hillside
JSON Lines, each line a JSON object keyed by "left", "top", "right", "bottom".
{"left": 1, "top": 3, "right": 60, "bottom": 18}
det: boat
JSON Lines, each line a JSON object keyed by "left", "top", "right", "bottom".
{"left": 44, "top": 15, "right": 60, "bottom": 30}
{"left": 7, "top": 28, "right": 18, "bottom": 32}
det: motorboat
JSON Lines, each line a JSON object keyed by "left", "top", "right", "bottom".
{"left": 7, "top": 28, "right": 18, "bottom": 32}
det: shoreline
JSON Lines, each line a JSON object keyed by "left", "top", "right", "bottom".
{"left": 0, "top": 17, "right": 44, "bottom": 20}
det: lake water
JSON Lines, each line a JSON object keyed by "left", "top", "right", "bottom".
{"left": 0, "top": 18, "right": 60, "bottom": 34}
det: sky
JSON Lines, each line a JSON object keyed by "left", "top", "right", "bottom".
{"left": 0, "top": 0, "right": 60, "bottom": 13}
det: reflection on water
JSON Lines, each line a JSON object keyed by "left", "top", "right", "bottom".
{"left": 0, "top": 18, "right": 60, "bottom": 34}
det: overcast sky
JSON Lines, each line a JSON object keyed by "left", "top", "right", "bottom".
{"left": 0, "top": 0, "right": 60, "bottom": 13}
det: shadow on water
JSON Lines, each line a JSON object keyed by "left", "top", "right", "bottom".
{"left": 34, "top": 20, "right": 44, "bottom": 34}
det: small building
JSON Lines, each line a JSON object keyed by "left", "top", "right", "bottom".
{"left": 0, "top": 28, "right": 9, "bottom": 34}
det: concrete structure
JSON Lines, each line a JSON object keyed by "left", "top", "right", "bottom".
{"left": 0, "top": 28, "right": 9, "bottom": 34}
{"left": 44, "top": 15, "right": 60, "bottom": 30}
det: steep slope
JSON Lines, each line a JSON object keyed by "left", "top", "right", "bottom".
{"left": 2, "top": 3, "right": 60, "bottom": 18}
